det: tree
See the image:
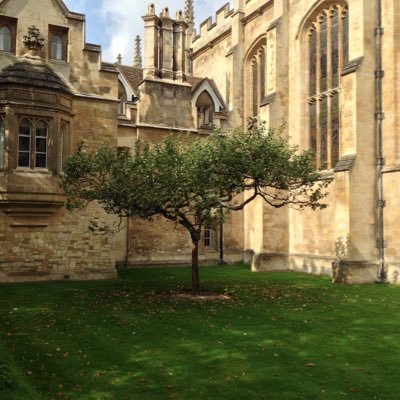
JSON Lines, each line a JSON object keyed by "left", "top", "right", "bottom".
{"left": 59, "top": 124, "right": 330, "bottom": 295}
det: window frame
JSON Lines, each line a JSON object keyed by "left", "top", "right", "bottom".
{"left": 0, "top": 16, "right": 17, "bottom": 54}
{"left": 17, "top": 117, "right": 50, "bottom": 170}
{"left": 307, "top": 4, "right": 348, "bottom": 170}
{"left": 247, "top": 39, "right": 267, "bottom": 119}
{"left": 48, "top": 25, "right": 68, "bottom": 61}
{"left": 204, "top": 225, "right": 218, "bottom": 251}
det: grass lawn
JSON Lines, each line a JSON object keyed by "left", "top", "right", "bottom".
{"left": 0, "top": 264, "right": 399, "bottom": 400}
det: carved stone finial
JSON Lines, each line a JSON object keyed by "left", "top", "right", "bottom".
{"left": 184, "top": 0, "right": 195, "bottom": 25}
{"left": 23, "top": 25, "right": 45, "bottom": 52}
{"left": 176, "top": 10, "right": 183, "bottom": 21}
{"left": 161, "top": 7, "right": 170, "bottom": 18}
{"left": 148, "top": 3, "right": 155, "bottom": 14}
{"left": 117, "top": 53, "right": 122, "bottom": 64}
{"left": 133, "top": 35, "right": 142, "bottom": 68}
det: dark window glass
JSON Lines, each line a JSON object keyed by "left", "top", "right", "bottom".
{"left": 309, "top": 102, "right": 317, "bottom": 158}
{"left": 320, "top": 96, "right": 328, "bottom": 166}
{"left": 35, "top": 121, "right": 48, "bottom": 168}
{"left": 18, "top": 153, "right": 30, "bottom": 168}
{"left": 331, "top": 91, "right": 340, "bottom": 166}
{"left": 331, "top": 10, "right": 339, "bottom": 88}
{"left": 204, "top": 227, "right": 211, "bottom": 247}
{"left": 343, "top": 11, "right": 349, "bottom": 64}
{"left": 18, "top": 120, "right": 31, "bottom": 168}
{"left": 35, "top": 153, "right": 47, "bottom": 168}
{"left": 19, "top": 136, "right": 30, "bottom": 151}
{"left": 320, "top": 17, "right": 328, "bottom": 93}
{"left": 252, "top": 60, "right": 258, "bottom": 117}
{"left": 309, "top": 30, "right": 317, "bottom": 96}
{"left": 260, "top": 51, "right": 265, "bottom": 101}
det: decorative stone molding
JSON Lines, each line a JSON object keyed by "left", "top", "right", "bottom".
{"left": 23, "top": 25, "right": 45, "bottom": 51}
{"left": 342, "top": 57, "right": 363, "bottom": 76}
{"left": 333, "top": 154, "right": 356, "bottom": 172}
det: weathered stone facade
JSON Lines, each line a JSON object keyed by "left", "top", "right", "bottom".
{"left": 1, "top": 0, "right": 399, "bottom": 284}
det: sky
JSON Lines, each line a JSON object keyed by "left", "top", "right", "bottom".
{"left": 63, "top": 0, "right": 232, "bottom": 64}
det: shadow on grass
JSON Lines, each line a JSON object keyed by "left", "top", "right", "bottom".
{"left": 1, "top": 264, "right": 400, "bottom": 399}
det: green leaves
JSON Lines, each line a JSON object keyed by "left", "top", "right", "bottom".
{"left": 59, "top": 125, "right": 330, "bottom": 292}
{"left": 60, "top": 125, "right": 329, "bottom": 226}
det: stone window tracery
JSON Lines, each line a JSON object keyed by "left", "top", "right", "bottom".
{"left": 18, "top": 118, "right": 49, "bottom": 169}
{"left": 308, "top": 4, "right": 348, "bottom": 169}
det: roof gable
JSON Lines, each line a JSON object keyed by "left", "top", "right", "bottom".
{"left": 0, "top": 0, "right": 85, "bottom": 20}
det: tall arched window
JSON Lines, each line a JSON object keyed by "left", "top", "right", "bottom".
{"left": 51, "top": 34, "right": 63, "bottom": 60}
{"left": 0, "top": 117, "right": 4, "bottom": 169}
{"left": 308, "top": 4, "right": 348, "bottom": 169}
{"left": 0, "top": 26, "right": 11, "bottom": 52}
{"left": 18, "top": 119, "right": 31, "bottom": 168}
{"left": 250, "top": 45, "right": 267, "bottom": 118}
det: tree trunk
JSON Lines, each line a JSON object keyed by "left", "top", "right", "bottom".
{"left": 191, "top": 239, "right": 200, "bottom": 296}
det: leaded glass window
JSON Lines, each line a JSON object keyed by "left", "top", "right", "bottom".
{"left": 35, "top": 121, "right": 48, "bottom": 168}
{"left": 18, "top": 118, "right": 50, "bottom": 169}
{"left": 0, "top": 26, "right": 11, "bottom": 52}
{"left": 0, "top": 118, "right": 4, "bottom": 169}
{"left": 18, "top": 119, "right": 31, "bottom": 168}
{"left": 252, "top": 58, "right": 258, "bottom": 117}
{"left": 308, "top": 4, "right": 348, "bottom": 169}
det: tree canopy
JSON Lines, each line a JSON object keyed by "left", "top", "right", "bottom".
{"left": 60, "top": 124, "right": 330, "bottom": 294}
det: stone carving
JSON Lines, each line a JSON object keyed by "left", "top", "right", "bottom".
{"left": 23, "top": 25, "right": 45, "bottom": 51}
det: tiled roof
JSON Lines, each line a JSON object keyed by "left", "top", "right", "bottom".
{"left": 118, "top": 65, "right": 144, "bottom": 93}
{"left": 0, "top": 58, "right": 72, "bottom": 94}
{"left": 117, "top": 66, "right": 225, "bottom": 109}
{"left": 187, "top": 76, "right": 226, "bottom": 110}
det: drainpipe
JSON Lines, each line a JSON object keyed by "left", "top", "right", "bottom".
{"left": 375, "top": 0, "right": 386, "bottom": 282}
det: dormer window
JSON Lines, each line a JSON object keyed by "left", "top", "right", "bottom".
{"left": 49, "top": 25, "right": 68, "bottom": 61}
{"left": 0, "top": 26, "right": 11, "bottom": 52}
{"left": 0, "top": 17, "right": 17, "bottom": 54}
{"left": 51, "top": 34, "right": 63, "bottom": 60}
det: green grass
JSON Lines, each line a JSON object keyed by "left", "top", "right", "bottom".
{"left": 0, "top": 264, "right": 400, "bottom": 399}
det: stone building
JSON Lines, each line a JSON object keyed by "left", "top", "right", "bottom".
{"left": 0, "top": 0, "right": 399, "bottom": 284}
